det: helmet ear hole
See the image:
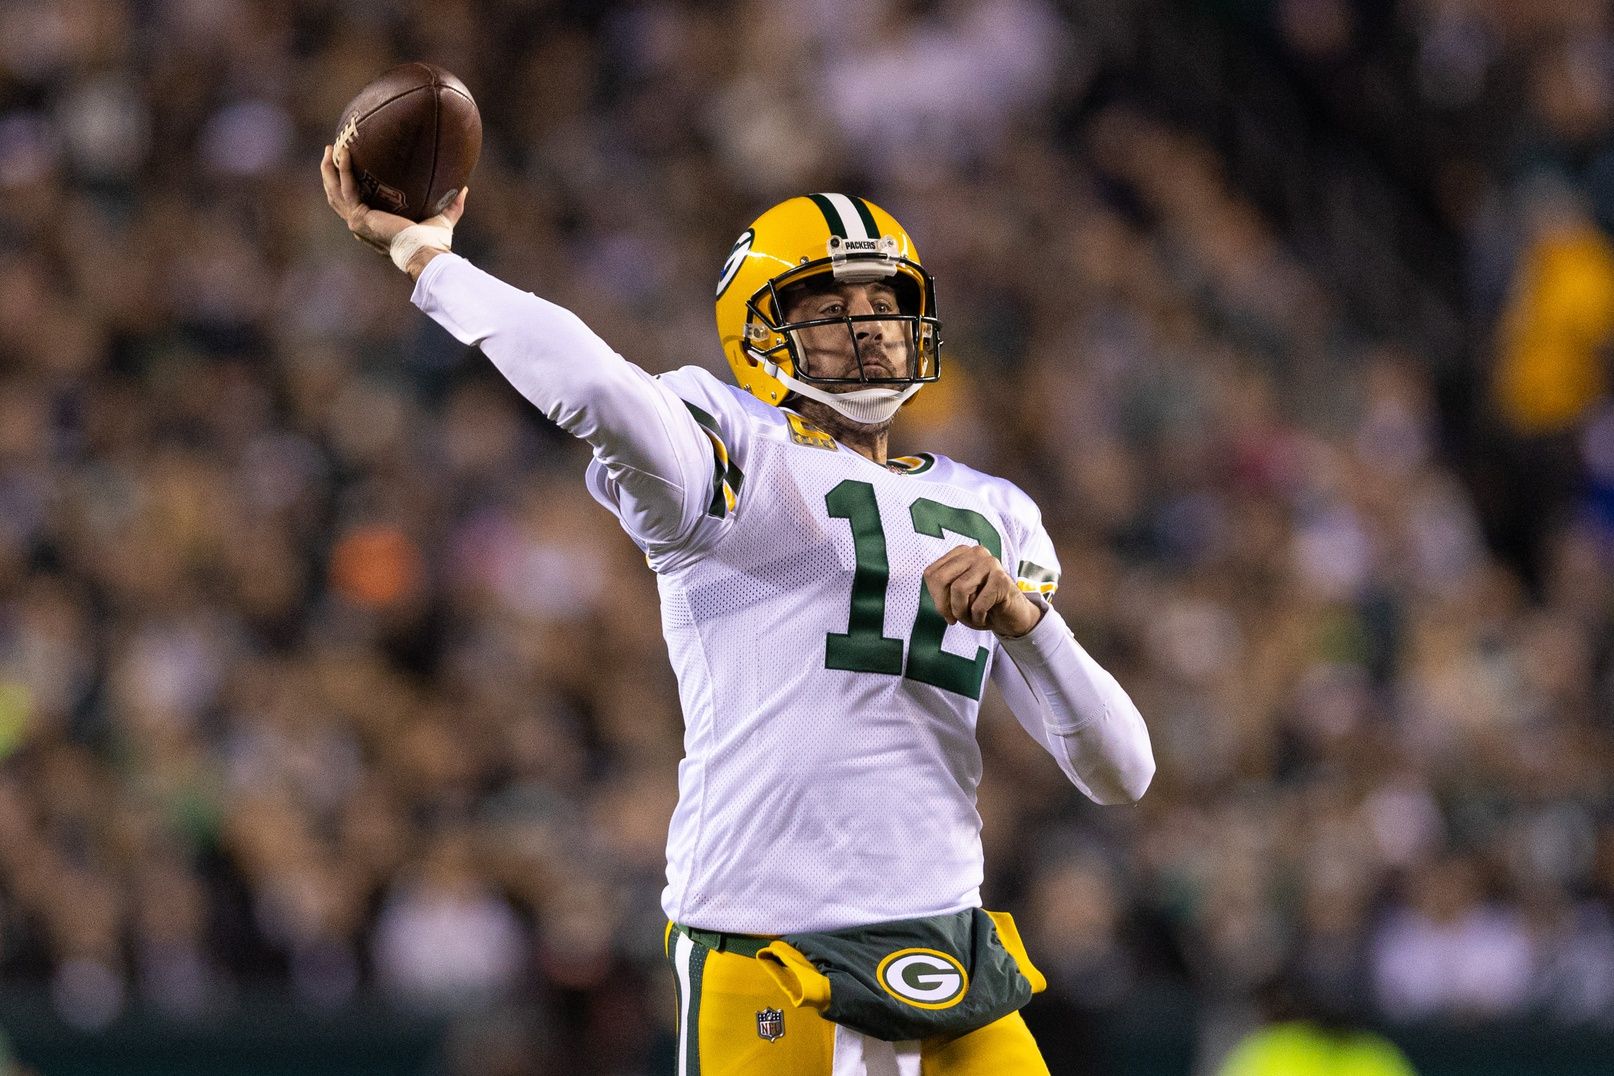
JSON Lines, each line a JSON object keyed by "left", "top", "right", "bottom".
{"left": 774, "top": 279, "right": 819, "bottom": 324}
{"left": 892, "top": 274, "right": 923, "bottom": 316}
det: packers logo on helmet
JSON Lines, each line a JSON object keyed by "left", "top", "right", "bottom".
{"left": 715, "top": 194, "right": 941, "bottom": 422}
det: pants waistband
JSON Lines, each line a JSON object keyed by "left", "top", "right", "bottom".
{"left": 674, "top": 921, "right": 774, "bottom": 958}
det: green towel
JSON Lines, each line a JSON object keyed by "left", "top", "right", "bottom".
{"left": 756, "top": 907, "right": 1043, "bottom": 1042}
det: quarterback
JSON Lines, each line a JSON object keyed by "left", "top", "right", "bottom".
{"left": 322, "top": 147, "right": 1153, "bottom": 1074}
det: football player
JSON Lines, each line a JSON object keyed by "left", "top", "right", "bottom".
{"left": 323, "top": 147, "right": 1153, "bottom": 1075}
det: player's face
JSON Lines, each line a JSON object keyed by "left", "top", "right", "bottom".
{"left": 783, "top": 282, "right": 913, "bottom": 387}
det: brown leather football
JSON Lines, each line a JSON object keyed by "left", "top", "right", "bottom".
{"left": 334, "top": 63, "right": 481, "bottom": 222}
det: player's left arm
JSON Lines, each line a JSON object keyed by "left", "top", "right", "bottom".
{"left": 924, "top": 542, "right": 1154, "bottom": 805}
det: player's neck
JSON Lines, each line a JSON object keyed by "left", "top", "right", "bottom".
{"left": 791, "top": 398, "right": 891, "bottom": 464}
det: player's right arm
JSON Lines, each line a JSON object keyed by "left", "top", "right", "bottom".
{"left": 320, "top": 145, "right": 720, "bottom": 553}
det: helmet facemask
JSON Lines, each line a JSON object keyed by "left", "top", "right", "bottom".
{"left": 741, "top": 245, "right": 941, "bottom": 424}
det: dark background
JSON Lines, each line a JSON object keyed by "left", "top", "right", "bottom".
{"left": 0, "top": 0, "right": 1612, "bottom": 1072}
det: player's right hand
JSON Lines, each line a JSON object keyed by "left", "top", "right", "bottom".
{"left": 320, "top": 144, "right": 466, "bottom": 257}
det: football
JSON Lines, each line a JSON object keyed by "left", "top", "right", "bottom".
{"left": 333, "top": 62, "right": 481, "bottom": 222}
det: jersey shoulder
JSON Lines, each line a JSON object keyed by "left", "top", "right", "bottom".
{"left": 655, "top": 365, "right": 784, "bottom": 438}
{"left": 897, "top": 453, "right": 1060, "bottom": 596}
{"left": 890, "top": 452, "right": 1043, "bottom": 533}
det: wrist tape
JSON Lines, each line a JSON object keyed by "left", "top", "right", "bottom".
{"left": 390, "top": 222, "right": 454, "bottom": 272}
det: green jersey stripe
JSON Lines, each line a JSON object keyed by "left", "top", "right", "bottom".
{"left": 683, "top": 401, "right": 744, "bottom": 516}
{"left": 684, "top": 402, "right": 728, "bottom": 517}
{"left": 684, "top": 402, "right": 744, "bottom": 496}
{"left": 683, "top": 401, "right": 721, "bottom": 436}
{"left": 703, "top": 446, "right": 727, "bottom": 517}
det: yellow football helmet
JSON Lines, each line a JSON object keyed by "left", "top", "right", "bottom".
{"left": 714, "top": 194, "right": 940, "bottom": 422}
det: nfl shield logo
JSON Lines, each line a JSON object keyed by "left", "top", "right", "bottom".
{"left": 756, "top": 1007, "right": 785, "bottom": 1042}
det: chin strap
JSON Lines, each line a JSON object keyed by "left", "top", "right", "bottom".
{"left": 762, "top": 358, "right": 923, "bottom": 425}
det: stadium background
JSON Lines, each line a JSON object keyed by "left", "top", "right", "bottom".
{"left": 1, "top": 0, "right": 1612, "bottom": 1072}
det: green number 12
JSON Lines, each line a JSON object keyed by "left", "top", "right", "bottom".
{"left": 823, "top": 478, "right": 1003, "bottom": 701}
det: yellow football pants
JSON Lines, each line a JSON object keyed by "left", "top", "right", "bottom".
{"left": 665, "top": 924, "right": 1051, "bottom": 1075}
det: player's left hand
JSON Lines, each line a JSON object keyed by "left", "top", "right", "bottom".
{"left": 922, "top": 545, "right": 1044, "bottom": 639}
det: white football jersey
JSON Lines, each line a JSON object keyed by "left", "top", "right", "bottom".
{"left": 586, "top": 366, "right": 1061, "bottom": 934}
{"left": 409, "top": 254, "right": 1148, "bottom": 941}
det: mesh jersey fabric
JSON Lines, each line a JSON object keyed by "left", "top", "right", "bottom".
{"left": 586, "top": 366, "right": 1061, "bottom": 934}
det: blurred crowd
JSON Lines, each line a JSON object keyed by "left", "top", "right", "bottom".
{"left": 0, "top": 0, "right": 1611, "bottom": 1073}
{"left": 1225, "top": 0, "right": 1614, "bottom": 581}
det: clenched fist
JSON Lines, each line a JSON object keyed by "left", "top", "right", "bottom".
{"left": 922, "top": 544, "right": 1044, "bottom": 639}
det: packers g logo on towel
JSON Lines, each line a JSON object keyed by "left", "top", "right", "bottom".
{"left": 875, "top": 948, "right": 968, "bottom": 1009}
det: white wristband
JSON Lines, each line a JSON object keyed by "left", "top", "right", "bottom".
{"left": 390, "top": 222, "right": 453, "bottom": 273}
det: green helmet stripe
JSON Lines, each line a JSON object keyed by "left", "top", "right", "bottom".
{"left": 851, "top": 197, "right": 881, "bottom": 238}
{"left": 806, "top": 193, "right": 848, "bottom": 239}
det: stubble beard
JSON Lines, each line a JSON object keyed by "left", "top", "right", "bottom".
{"left": 787, "top": 394, "right": 896, "bottom": 465}
{"left": 786, "top": 338, "right": 909, "bottom": 452}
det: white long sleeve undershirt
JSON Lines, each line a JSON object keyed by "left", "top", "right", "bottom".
{"left": 412, "top": 252, "right": 716, "bottom": 553}
{"left": 992, "top": 604, "right": 1155, "bottom": 804}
